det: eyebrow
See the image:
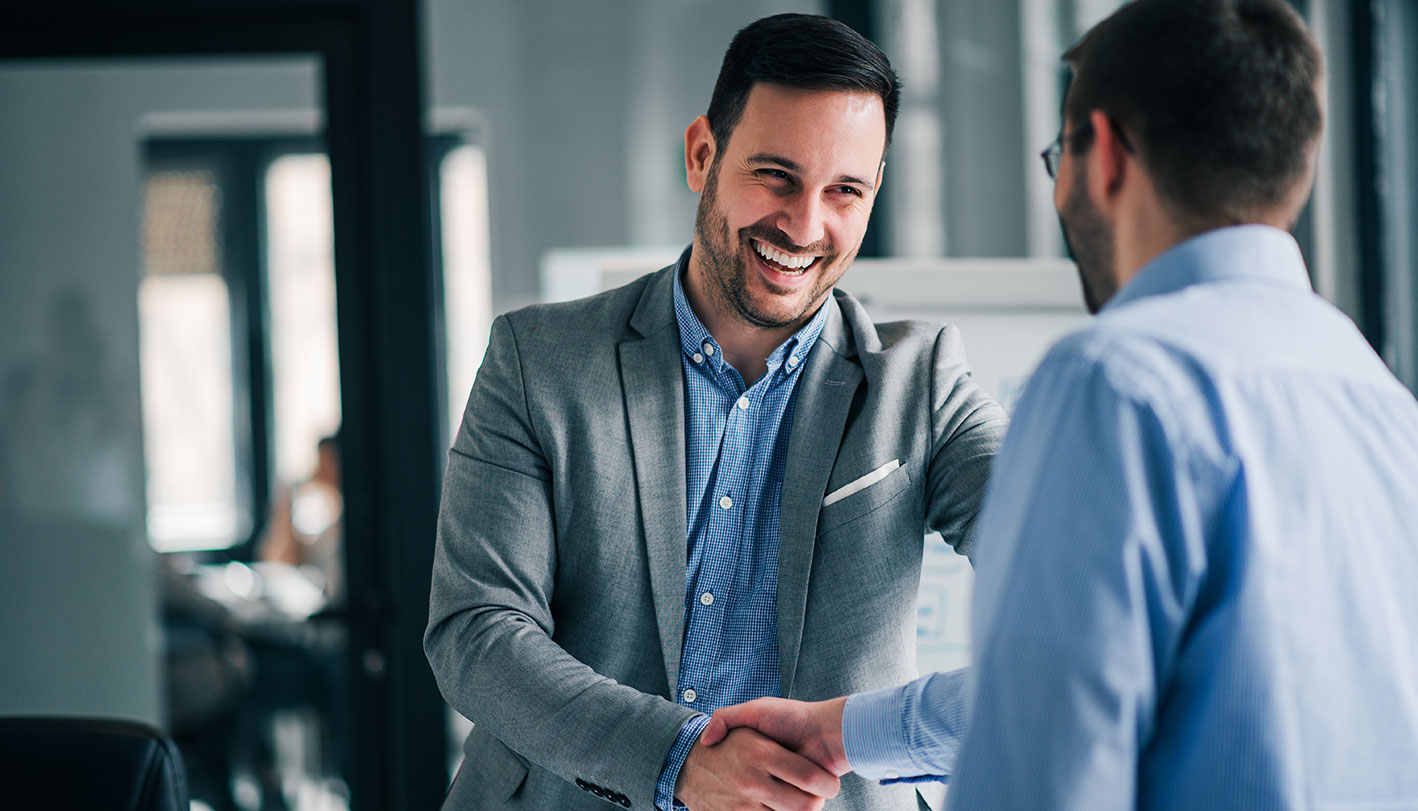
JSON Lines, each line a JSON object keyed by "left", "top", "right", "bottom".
{"left": 746, "top": 153, "right": 876, "bottom": 191}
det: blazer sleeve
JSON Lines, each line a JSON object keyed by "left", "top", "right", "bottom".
{"left": 424, "top": 314, "right": 697, "bottom": 808}
{"left": 924, "top": 323, "right": 1010, "bottom": 560}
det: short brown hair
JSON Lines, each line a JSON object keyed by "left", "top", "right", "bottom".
{"left": 1064, "top": 0, "right": 1323, "bottom": 224}
{"left": 707, "top": 13, "right": 901, "bottom": 154}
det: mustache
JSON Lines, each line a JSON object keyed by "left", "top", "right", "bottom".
{"left": 739, "top": 223, "right": 832, "bottom": 257}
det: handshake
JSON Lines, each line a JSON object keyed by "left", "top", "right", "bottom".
{"left": 674, "top": 696, "right": 851, "bottom": 811}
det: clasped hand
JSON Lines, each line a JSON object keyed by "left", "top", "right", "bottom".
{"left": 674, "top": 696, "right": 849, "bottom": 810}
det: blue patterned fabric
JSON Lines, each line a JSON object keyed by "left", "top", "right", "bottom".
{"left": 654, "top": 248, "right": 829, "bottom": 810}
{"left": 842, "top": 226, "right": 1418, "bottom": 809}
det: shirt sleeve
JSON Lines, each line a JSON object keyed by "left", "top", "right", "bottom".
{"left": 842, "top": 668, "right": 972, "bottom": 782}
{"left": 654, "top": 714, "right": 711, "bottom": 810}
{"left": 946, "top": 342, "right": 1217, "bottom": 810}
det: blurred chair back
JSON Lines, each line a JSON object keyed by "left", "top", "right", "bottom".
{"left": 0, "top": 717, "right": 189, "bottom": 810}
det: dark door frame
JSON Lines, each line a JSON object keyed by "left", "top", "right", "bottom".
{"left": 0, "top": 3, "right": 447, "bottom": 809}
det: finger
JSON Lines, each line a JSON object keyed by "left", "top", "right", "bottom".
{"left": 763, "top": 746, "right": 841, "bottom": 800}
{"left": 709, "top": 701, "right": 759, "bottom": 734}
{"left": 758, "top": 779, "right": 830, "bottom": 811}
{"left": 700, "top": 716, "right": 728, "bottom": 746}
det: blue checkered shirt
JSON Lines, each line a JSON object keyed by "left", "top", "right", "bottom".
{"left": 653, "top": 249, "right": 829, "bottom": 810}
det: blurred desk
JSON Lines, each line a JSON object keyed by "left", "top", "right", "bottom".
{"left": 167, "top": 560, "right": 348, "bottom": 811}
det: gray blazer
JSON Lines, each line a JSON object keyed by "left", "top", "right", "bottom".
{"left": 425, "top": 265, "right": 1007, "bottom": 810}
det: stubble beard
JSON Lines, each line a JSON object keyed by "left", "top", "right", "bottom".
{"left": 1059, "top": 168, "right": 1117, "bottom": 315}
{"left": 693, "top": 160, "right": 842, "bottom": 330}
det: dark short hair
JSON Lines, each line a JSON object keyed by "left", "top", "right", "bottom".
{"left": 1064, "top": 0, "right": 1323, "bottom": 224}
{"left": 707, "top": 13, "right": 901, "bottom": 155}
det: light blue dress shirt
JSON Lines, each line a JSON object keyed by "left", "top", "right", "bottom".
{"left": 843, "top": 226, "right": 1418, "bottom": 809}
{"left": 655, "top": 250, "right": 829, "bottom": 810}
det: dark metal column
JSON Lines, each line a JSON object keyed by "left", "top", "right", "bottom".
{"left": 324, "top": 2, "right": 447, "bottom": 808}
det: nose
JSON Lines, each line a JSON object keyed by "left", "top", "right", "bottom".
{"left": 774, "top": 191, "right": 827, "bottom": 250}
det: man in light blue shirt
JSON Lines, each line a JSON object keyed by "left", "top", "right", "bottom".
{"left": 703, "top": 0, "right": 1418, "bottom": 807}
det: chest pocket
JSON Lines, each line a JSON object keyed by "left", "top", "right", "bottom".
{"left": 816, "top": 463, "right": 912, "bottom": 537}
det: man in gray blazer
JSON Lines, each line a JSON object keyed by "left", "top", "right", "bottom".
{"left": 425, "top": 13, "right": 1007, "bottom": 811}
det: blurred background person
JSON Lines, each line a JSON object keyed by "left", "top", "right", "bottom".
{"left": 260, "top": 432, "right": 344, "bottom": 608}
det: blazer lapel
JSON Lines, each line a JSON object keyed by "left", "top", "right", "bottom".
{"left": 777, "top": 297, "right": 862, "bottom": 697}
{"left": 619, "top": 267, "right": 690, "bottom": 692}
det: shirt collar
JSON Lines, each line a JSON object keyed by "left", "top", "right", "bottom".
{"left": 1103, "top": 225, "right": 1312, "bottom": 313}
{"left": 671, "top": 245, "right": 829, "bottom": 380}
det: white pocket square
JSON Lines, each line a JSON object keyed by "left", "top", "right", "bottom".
{"left": 822, "top": 459, "right": 900, "bottom": 507}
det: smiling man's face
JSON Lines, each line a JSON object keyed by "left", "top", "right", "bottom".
{"left": 689, "top": 83, "right": 886, "bottom": 333}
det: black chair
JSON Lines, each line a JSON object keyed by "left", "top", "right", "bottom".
{"left": 0, "top": 717, "right": 189, "bottom": 810}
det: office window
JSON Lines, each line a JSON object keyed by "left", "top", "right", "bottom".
{"left": 265, "top": 153, "right": 342, "bottom": 485}
{"left": 137, "top": 126, "right": 492, "bottom": 809}
{"left": 438, "top": 142, "right": 494, "bottom": 441}
{"left": 139, "top": 168, "right": 247, "bottom": 552}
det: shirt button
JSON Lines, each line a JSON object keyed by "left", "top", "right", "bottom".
{"left": 788, "top": 355, "right": 799, "bottom": 367}
{"left": 692, "top": 352, "right": 704, "bottom": 364}
{"left": 703, "top": 342, "right": 715, "bottom": 356}
{"left": 736, "top": 396, "right": 750, "bottom": 410}
{"left": 884, "top": 770, "right": 900, "bottom": 780}
{"left": 719, "top": 495, "right": 732, "bottom": 510}
{"left": 699, "top": 591, "right": 714, "bottom": 606}
{"left": 682, "top": 688, "right": 697, "bottom": 703}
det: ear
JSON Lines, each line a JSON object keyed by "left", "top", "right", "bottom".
{"left": 1085, "top": 109, "right": 1130, "bottom": 214}
{"left": 873, "top": 161, "right": 886, "bottom": 199}
{"left": 684, "top": 115, "right": 716, "bottom": 193}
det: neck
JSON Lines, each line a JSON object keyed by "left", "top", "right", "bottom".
{"left": 682, "top": 255, "right": 799, "bottom": 385}
{"left": 1110, "top": 182, "right": 1197, "bottom": 294}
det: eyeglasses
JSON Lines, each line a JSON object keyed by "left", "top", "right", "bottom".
{"left": 1040, "top": 118, "right": 1135, "bottom": 180}
{"left": 1040, "top": 122, "right": 1093, "bottom": 180}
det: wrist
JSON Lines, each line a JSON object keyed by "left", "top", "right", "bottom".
{"left": 657, "top": 714, "right": 709, "bottom": 810}
{"left": 821, "top": 696, "right": 850, "bottom": 772}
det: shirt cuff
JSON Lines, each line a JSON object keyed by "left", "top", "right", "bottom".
{"left": 843, "top": 684, "right": 925, "bottom": 781}
{"left": 654, "top": 713, "right": 711, "bottom": 810}
{"left": 839, "top": 669, "right": 975, "bottom": 782}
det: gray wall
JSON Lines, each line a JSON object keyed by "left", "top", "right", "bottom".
{"left": 0, "top": 57, "right": 318, "bottom": 724}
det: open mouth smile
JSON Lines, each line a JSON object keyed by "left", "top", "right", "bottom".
{"left": 751, "top": 238, "right": 820, "bottom": 276}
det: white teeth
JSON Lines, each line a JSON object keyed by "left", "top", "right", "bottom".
{"left": 754, "top": 240, "right": 816, "bottom": 272}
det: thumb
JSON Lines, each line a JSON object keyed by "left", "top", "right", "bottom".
{"left": 702, "top": 701, "right": 760, "bottom": 747}
{"left": 699, "top": 715, "right": 729, "bottom": 746}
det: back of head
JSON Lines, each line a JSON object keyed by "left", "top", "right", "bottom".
{"left": 707, "top": 13, "right": 901, "bottom": 153}
{"left": 1064, "top": 0, "right": 1323, "bottom": 228}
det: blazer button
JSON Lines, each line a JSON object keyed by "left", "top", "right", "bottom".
{"left": 575, "top": 778, "right": 590, "bottom": 791}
